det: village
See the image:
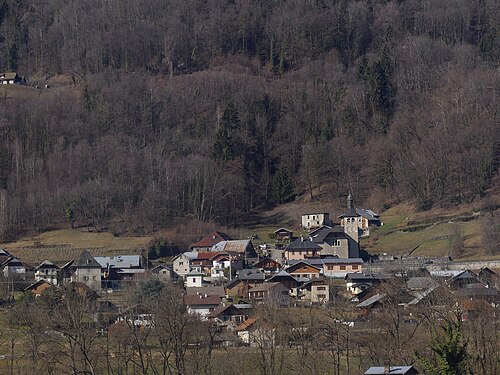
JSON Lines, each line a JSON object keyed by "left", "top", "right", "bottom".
{"left": 0, "top": 194, "right": 498, "bottom": 374}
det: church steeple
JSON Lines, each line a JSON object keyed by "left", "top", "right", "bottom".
{"left": 347, "top": 192, "right": 353, "bottom": 210}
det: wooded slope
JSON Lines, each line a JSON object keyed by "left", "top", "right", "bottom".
{"left": 0, "top": 0, "right": 498, "bottom": 239}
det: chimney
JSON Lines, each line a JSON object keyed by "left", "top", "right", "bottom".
{"left": 384, "top": 364, "right": 391, "bottom": 374}
{"left": 300, "top": 236, "right": 304, "bottom": 242}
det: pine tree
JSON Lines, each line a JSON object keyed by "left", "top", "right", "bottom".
{"left": 417, "top": 321, "right": 469, "bottom": 375}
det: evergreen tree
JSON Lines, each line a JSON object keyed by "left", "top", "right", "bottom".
{"left": 272, "top": 169, "right": 294, "bottom": 204}
{"left": 417, "top": 321, "right": 469, "bottom": 375}
{"left": 213, "top": 102, "right": 241, "bottom": 163}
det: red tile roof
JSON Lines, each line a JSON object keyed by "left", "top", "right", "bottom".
{"left": 191, "top": 231, "right": 232, "bottom": 248}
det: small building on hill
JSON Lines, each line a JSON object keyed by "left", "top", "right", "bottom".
{"left": 301, "top": 213, "right": 331, "bottom": 230}
{"left": 0, "top": 72, "right": 23, "bottom": 85}
{"left": 273, "top": 228, "right": 293, "bottom": 241}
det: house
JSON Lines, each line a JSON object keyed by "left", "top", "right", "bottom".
{"left": 225, "top": 268, "right": 266, "bottom": 298}
{"left": 191, "top": 231, "right": 232, "bottom": 251}
{"left": 183, "top": 294, "right": 221, "bottom": 319}
{"left": 172, "top": 252, "right": 198, "bottom": 277}
{"left": 150, "top": 265, "right": 175, "bottom": 282}
{"left": 339, "top": 193, "right": 381, "bottom": 237}
{"left": 70, "top": 250, "right": 102, "bottom": 290}
{"left": 321, "top": 257, "right": 363, "bottom": 277}
{"left": 273, "top": 228, "right": 293, "bottom": 241}
{"left": 0, "top": 249, "right": 13, "bottom": 265}
{"left": 211, "top": 240, "right": 258, "bottom": 264}
{"left": 301, "top": 213, "right": 331, "bottom": 230}
{"left": 310, "top": 226, "right": 359, "bottom": 258}
{"left": 236, "top": 317, "right": 276, "bottom": 347}
{"left": 186, "top": 269, "right": 204, "bottom": 288}
{"left": 285, "top": 261, "right": 321, "bottom": 280}
{"left": 34, "top": 260, "right": 59, "bottom": 285}
{"left": 286, "top": 257, "right": 363, "bottom": 278}
{"left": 210, "top": 252, "right": 231, "bottom": 280}
{"left": 0, "top": 72, "right": 22, "bottom": 85}
{"left": 448, "top": 270, "right": 483, "bottom": 290}
{"left": 268, "top": 270, "right": 300, "bottom": 289}
{"left": 284, "top": 237, "right": 322, "bottom": 261}
{"left": 24, "top": 279, "right": 57, "bottom": 297}
{"left": 208, "top": 304, "right": 251, "bottom": 330}
{"left": 94, "top": 255, "right": 147, "bottom": 289}
{"left": 345, "top": 273, "right": 387, "bottom": 295}
{"left": 292, "top": 278, "right": 330, "bottom": 304}
{"left": 478, "top": 267, "right": 498, "bottom": 287}
{"left": 2, "top": 257, "right": 27, "bottom": 278}
{"left": 248, "top": 282, "right": 291, "bottom": 305}
{"left": 364, "top": 365, "right": 418, "bottom": 375}
{"left": 253, "top": 257, "right": 281, "bottom": 275}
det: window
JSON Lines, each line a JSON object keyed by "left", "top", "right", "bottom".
{"left": 179, "top": 262, "right": 184, "bottom": 266}
{"left": 352, "top": 265, "right": 359, "bottom": 270}
{"left": 92, "top": 276, "right": 97, "bottom": 281}
{"left": 317, "top": 287, "right": 326, "bottom": 291}
{"left": 333, "top": 239, "right": 340, "bottom": 247}
{"left": 83, "top": 276, "right": 89, "bottom": 281}
{"left": 340, "top": 266, "right": 346, "bottom": 270}
{"left": 317, "top": 294, "right": 326, "bottom": 299}
{"left": 192, "top": 278, "right": 196, "bottom": 283}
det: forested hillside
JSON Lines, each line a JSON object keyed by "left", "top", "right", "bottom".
{"left": 0, "top": 0, "right": 499, "bottom": 239}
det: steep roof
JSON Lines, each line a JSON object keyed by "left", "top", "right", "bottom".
{"left": 356, "top": 208, "right": 380, "bottom": 221}
{"left": 237, "top": 268, "right": 266, "bottom": 281}
{"left": 311, "top": 226, "right": 348, "bottom": 243}
{"left": 212, "top": 240, "right": 254, "bottom": 254}
{"left": 274, "top": 227, "right": 293, "bottom": 234}
{"left": 286, "top": 238, "right": 321, "bottom": 251}
{"left": 0, "top": 72, "right": 18, "bottom": 79}
{"left": 36, "top": 260, "right": 59, "bottom": 270}
{"left": 72, "top": 250, "right": 101, "bottom": 268}
{"left": 357, "top": 293, "right": 386, "bottom": 308}
{"left": 191, "top": 231, "right": 232, "bottom": 248}
{"left": 248, "top": 282, "right": 285, "bottom": 293}
{"left": 236, "top": 317, "right": 257, "bottom": 331}
{"left": 2, "top": 257, "right": 23, "bottom": 267}
{"left": 339, "top": 207, "right": 360, "bottom": 218}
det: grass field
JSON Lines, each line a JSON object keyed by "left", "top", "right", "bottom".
{"left": 0, "top": 228, "right": 153, "bottom": 265}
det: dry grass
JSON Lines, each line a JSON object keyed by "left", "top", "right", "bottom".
{"left": 1, "top": 229, "right": 153, "bottom": 266}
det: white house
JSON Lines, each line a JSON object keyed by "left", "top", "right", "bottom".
{"left": 34, "top": 260, "right": 59, "bottom": 285}
{"left": 186, "top": 269, "right": 204, "bottom": 288}
{"left": 173, "top": 252, "right": 198, "bottom": 277}
{"left": 301, "top": 213, "right": 331, "bottom": 230}
{"left": 183, "top": 294, "right": 221, "bottom": 320}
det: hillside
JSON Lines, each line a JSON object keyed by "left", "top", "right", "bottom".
{"left": 0, "top": 0, "right": 498, "bottom": 247}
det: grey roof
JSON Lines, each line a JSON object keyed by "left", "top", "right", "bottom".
{"left": 406, "top": 277, "right": 438, "bottom": 291}
{"left": 237, "top": 268, "right": 266, "bottom": 281}
{"left": 186, "top": 269, "right": 204, "bottom": 277}
{"left": 2, "top": 257, "right": 23, "bottom": 267}
{"left": 355, "top": 208, "right": 380, "bottom": 221}
{"left": 339, "top": 207, "right": 359, "bottom": 218}
{"left": 269, "top": 270, "right": 296, "bottom": 280}
{"left": 94, "top": 255, "right": 142, "bottom": 269}
{"left": 212, "top": 240, "right": 254, "bottom": 254}
{"left": 364, "top": 366, "right": 417, "bottom": 374}
{"left": 311, "top": 226, "right": 347, "bottom": 243}
{"left": 186, "top": 286, "right": 225, "bottom": 297}
{"left": 346, "top": 273, "right": 387, "bottom": 282}
{"left": 72, "top": 250, "right": 101, "bottom": 268}
{"left": 286, "top": 238, "right": 321, "bottom": 250}
{"left": 36, "top": 260, "right": 59, "bottom": 270}
{"left": 357, "top": 293, "right": 386, "bottom": 308}
{"left": 174, "top": 251, "right": 198, "bottom": 261}
{"left": 0, "top": 249, "right": 12, "bottom": 256}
